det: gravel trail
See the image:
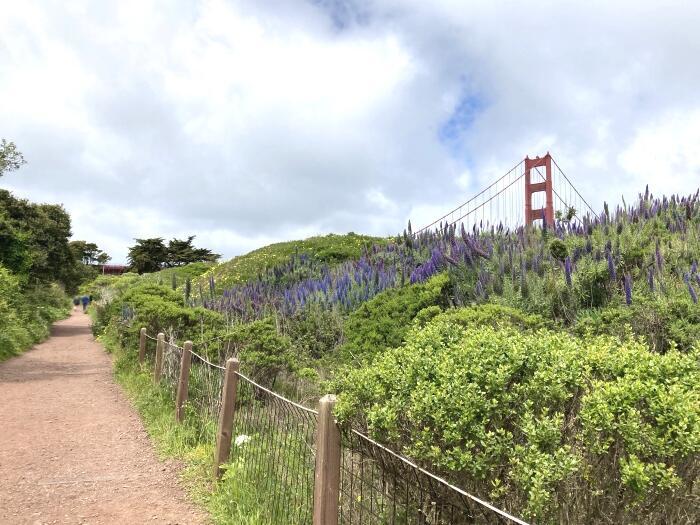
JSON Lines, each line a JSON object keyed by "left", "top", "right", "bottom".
{"left": 0, "top": 310, "right": 207, "bottom": 525}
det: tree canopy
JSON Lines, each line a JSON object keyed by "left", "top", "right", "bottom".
{"left": 0, "top": 189, "right": 78, "bottom": 289}
{"left": 0, "top": 139, "right": 26, "bottom": 177}
{"left": 69, "top": 241, "right": 111, "bottom": 265}
{"left": 127, "top": 236, "right": 219, "bottom": 274}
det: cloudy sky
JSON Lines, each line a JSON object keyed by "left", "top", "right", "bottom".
{"left": 2, "top": 0, "right": 699, "bottom": 263}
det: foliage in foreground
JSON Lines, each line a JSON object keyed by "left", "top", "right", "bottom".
{"left": 333, "top": 314, "right": 700, "bottom": 524}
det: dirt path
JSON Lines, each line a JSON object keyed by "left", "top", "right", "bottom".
{"left": 0, "top": 310, "right": 207, "bottom": 525}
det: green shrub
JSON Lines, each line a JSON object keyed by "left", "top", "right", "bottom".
{"left": 340, "top": 272, "right": 450, "bottom": 362}
{"left": 111, "top": 281, "right": 225, "bottom": 349}
{"left": 222, "top": 318, "right": 293, "bottom": 388}
{"left": 333, "top": 317, "right": 699, "bottom": 523}
{"left": 286, "top": 304, "right": 344, "bottom": 359}
{"left": 0, "top": 264, "right": 69, "bottom": 360}
{"left": 432, "top": 303, "right": 548, "bottom": 332}
{"left": 549, "top": 239, "right": 568, "bottom": 261}
{"left": 575, "top": 295, "right": 700, "bottom": 353}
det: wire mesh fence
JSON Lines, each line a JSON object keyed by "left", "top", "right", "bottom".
{"left": 188, "top": 356, "right": 225, "bottom": 423}
{"left": 339, "top": 429, "right": 526, "bottom": 525}
{"left": 142, "top": 333, "right": 158, "bottom": 367}
{"left": 161, "top": 341, "right": 182, "bottom": 399}
{"left": 136, "top": 329, "right": 527, "bottom": 525}
{"left": 227, "top": 372, "right": 318, "bottom": 525}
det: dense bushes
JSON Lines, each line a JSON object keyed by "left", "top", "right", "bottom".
{"left": 0, "top": 264, "right": 69, "bottom": 360}
{"left": 340, "top": 272, "right": 450, "bottom": 362}
{"left": 333, "top": 314, "right": 699, "bottom": 523}
{"left": 0, "top": 189, "right": 81, "bottom": 292}
{"left": 574, "top": 294, "right": 700, "bottom": 352}
{"left": 101, "top": 280, "right": 225, "bottom": 350}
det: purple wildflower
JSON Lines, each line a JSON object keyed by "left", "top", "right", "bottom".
{"left": 564, "top": 257, "right": 572, "bottom": 287}
{"left": 684, "top": 273, "right": 698, "bottom": 304}
{"left": 606, "top": 250, "right": 617, "bottom": 282}
{"left": 624, "top": 273, "right": 633, "bottom": 305}
{"left": 647, "top": 267, "right": 655, "bottom": 292}
{"left": 655, "top": 241, "right": 664, "bottom": 271}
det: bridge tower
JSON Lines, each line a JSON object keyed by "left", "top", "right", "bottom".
{"left": 524, "top": 153, "right": 554, "bottom": 226}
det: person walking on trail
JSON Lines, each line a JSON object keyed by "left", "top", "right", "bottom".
{"left": 72, "top": 297, "right": 80, "bottom": 311}
{"left": 80, "top": 295, "right": 90, "bottom": 313}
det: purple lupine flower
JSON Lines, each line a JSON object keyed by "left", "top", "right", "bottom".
{"left": 624, "top": 273, "right": 633, "bottom": 305}
{"left": 684, "top": 273, "right": 698, "bottom": 304}
{"left": 655, "top": 241, "right": 664, "bottom": 271}
{"left": 691, "top": 261, "right": 698, "bottom": 276}
{"left": 647, "top": 267, "right": 655, "bottom": 292}
{"left": 606, "top": 250, "right": 617, "bottom": 282}
{"left": 443, "top": 252, "right": 459, "bottom": 266}
{"left": 564, "top": 257, "right": 572, "bottom": 287}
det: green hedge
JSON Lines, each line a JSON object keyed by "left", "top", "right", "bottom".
{"left": 333, "top": 313, "right": 700, "bottom": 523}
{"left": 0, "top": 264, "right": 70, "bottom": 361}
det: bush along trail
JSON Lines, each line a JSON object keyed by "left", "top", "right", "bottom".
{"left": 0, "top": 310, "right": 206, "bottom": 525}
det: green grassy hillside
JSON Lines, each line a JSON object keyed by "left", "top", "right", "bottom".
{"left": 198, "top": 233, "right": 386, "bottom": 290}
{"left": 90, "top": 191, "right": 700, "bottom": 524}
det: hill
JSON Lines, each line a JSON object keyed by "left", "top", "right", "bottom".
{"left": 90, "top": 189, "right": 700, "bottom": 523}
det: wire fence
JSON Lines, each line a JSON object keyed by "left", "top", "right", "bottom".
{"left": 139, "top": 328, "right": 528, "bottom": 525}
{"left": 339, "top": 430, "right": 526, "bottom": 525}
{"left": 228, "top": 372, "right": 318, "bottom": 524}
{"left": 188, "top": 354, "right": 224, "bottom": 422}
{"left": 162, "top": 340, "right": 182, "bottom": 399}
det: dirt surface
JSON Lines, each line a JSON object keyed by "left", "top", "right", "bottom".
{"left": 0, "top": 310, "right": 207, "bottom": 525}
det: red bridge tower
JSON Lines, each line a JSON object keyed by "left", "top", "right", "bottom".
{"left": 524, "top": 153, "right": 554, "bottom": 226}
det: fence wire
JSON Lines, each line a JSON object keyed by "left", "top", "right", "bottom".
{"left": 142, "top": 336, "right": 156, "bottom": 367}
{"left": 137, "top": 330, "right": 526, "bottom": 525}
{"left": 340, "top": 430, "right": 525, "bottom": 525}
{"left": 188, "top": 356, "right": 225, "bottom": 422}
{"left": 227, "top": 372, "right": 318, "bottom": 525}
{"left": 161, "top": 341, "right": 182, "bottom": 399}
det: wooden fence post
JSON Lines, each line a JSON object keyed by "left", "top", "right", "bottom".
{"left": 175, "top": 341, "right": 192, "bottom": 423}
{"left": 138, "top": 327, "right": 147, "bottom": 364}
{"left": 313, "top": 394, "right": 341, "bottom": 525}
{"left": 214, "top": 357, "right": 240, "bottom": 479}
{"left": 153, "top": 332, "right": 165, "bottom": 384}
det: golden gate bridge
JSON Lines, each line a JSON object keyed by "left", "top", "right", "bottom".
{"left": 416, "top": 153, "right": 598, "bottom": 234}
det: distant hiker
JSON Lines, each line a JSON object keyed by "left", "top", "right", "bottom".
{"left": 81, "top": 295, "right": 90, "bottom": 312}
{"left": 72, "top": 297, "right": 80, "bottom": 311}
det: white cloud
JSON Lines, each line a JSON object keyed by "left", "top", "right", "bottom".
{"left": 1, "top": 0, "right": 699, "bottom": 263}
{"left": 618, "top": 110, "right": 700, "bottom": 198}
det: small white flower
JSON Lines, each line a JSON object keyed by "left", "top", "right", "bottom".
{"left": 234, "top": 434, "right": 251, "bottom": 447}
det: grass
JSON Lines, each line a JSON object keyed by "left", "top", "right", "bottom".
{"left": 142, "top": 262, "right": 215, "bottom": 285}
{"left": 198, "top": 233, "right": 387, "bottom": 292}
{"left": 102, "top": 328, "right": 296, "bottom": 524}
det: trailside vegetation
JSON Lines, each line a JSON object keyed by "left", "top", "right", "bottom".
{"left": 332, "top": 318, "right": 699, "bottom": 523}
{"left": 0, "top": 265, "right": 68, "bottom": 361}
{"left": 0, "top": 142, "right": 73, "bottom": 360}
{"left": 92, "top": 187, "right": 700, "bottom": 524}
